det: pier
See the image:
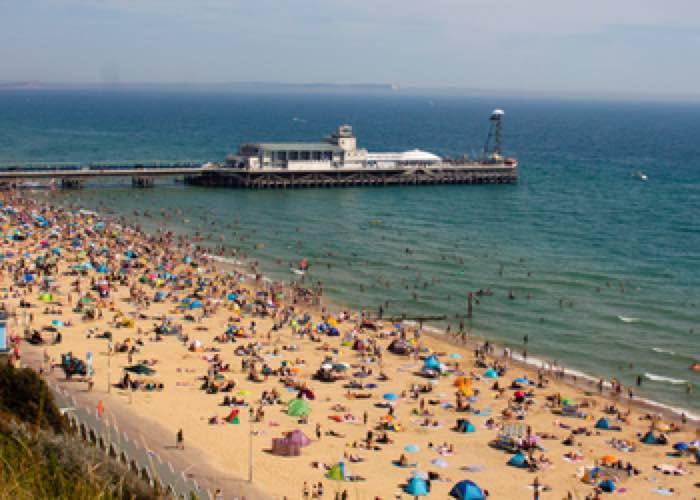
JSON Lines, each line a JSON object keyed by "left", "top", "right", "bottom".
{"left": 0, "top": 162, "right": 517, "bottom": 189}
{"left": 185, "top": 163, "right": 517, "bottom": 189}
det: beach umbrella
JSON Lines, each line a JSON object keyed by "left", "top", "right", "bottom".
{"left": 366, "top": 383, "right": 378, "bottom": 389}
{"left": 673, "top": 442, "right": 689, "bottom": 451}
{"left": 404, "top": 476, "right": 429, "bottom": 496}
{"left": 483, "top": 368, "right": 498, "bottom": 378}
{"left": 384, "top": 393, "right": 399, "bottom": 401}
{"left": 287, "top": 398, "right": 311, "bottom": 417}
{"left": 404, "top": 444, "right": 420, "bottom": 453}
{"left": 600, "top": 455, "right": 616, "bottom": 466}
{"left": 513, "top": 377, "right": 529, "bottom": 385}
{"left": 450, "top": 353, "right": 462, "bottom": 360}
{"left": 124, "top": 363, "right": 155, "bottom": 375}
{"left": 51, "top": 320, "right": 64, "bottom": 327}
{"left": 237, "top": 389, "right": 252, "bottom": 396}
{"left": 431, "top": 458, "right": 449, "bottom": 468}
{"left": 449, "top": 479, "right": 485, "bottom": 500}
{"left": 411, "top": 470, "right": 429, "bottom": 480}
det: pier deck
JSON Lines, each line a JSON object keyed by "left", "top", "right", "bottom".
{"left": 185, "top": 164, "right": 517, "bottom": 189}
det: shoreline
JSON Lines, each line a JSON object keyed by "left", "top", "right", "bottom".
{"left": 36, "top": 194, "right": 700, "bottom": 425}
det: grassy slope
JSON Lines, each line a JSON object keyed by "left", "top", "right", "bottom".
{"left": 0, "top": 359, "right": 155, "bottom": 500}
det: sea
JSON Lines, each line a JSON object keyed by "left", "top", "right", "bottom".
{"left": 1, "top": 89, "right": 698, "bottom": 416}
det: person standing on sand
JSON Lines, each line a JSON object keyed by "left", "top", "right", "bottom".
{"left": 176, "top": 428, "right": 184, "bottom": 450}
{"left": 532, "top": 476, "right": 540, "bottom": 500}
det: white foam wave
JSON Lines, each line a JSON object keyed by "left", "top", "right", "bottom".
{"left": 652, "top": 347, "right": 676, "bottom": 356}
{"left": 636, "top": 397, "right": 700, "bottom": 422}
{"left": 644, "top": 372, "right": 687, "bottom": 385}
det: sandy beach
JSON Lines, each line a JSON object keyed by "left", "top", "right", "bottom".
{"left": 2, "top": 191, "right": 698, "bottom": 500}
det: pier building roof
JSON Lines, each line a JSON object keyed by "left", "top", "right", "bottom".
{"left": 244, "top": 142, "right": 343, "bottom": 153}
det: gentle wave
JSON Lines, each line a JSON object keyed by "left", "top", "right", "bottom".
{"left": 644, "top": 372, "right": 687, "bottom": 385}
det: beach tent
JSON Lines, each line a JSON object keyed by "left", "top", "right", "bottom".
{"left": 423, "top": 355, "right": 442, "bottom": 372}
{"left": 225, "top": 409, "right": 240, "bottom": 424}
{"left": 449, "top": 480, "right": 485, "bottom": 500}
{"left": 287, "top": 398, "right": 311, "bottom": 417}
{"left": 404, "top": 476, "right": 429, "bottom": 496}
{"left": 456, "top": 419, "right": 476, "bottom": 433}
{"left": 641, "top": 431, "right": 658, "bottom": 444}
{"left": 271, "top": 431, "right": 310, "bottom": 457}
{"left": 599, "top": 479, "right": 616, "bottom": 493}
{"left": 326, "top": 462, "right": 346, "bottom": 481}
{"left": 595, "top": 417, "right": 610, "bottom": 430}
{"left": 508, "top": 451, "right": 527, "bottom": 468}
{"left": 484, "top": 368, "right": 498, "bottom": 379}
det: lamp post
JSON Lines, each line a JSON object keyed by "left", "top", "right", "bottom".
{"left": 248, "top": 407, "right": 254, "bottom": 482}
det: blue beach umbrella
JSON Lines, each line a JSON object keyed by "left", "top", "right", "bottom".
{"left": 449, "top": 479, "right": 485, "bottom": 500}
{"left": 673, "top": 442, "right": 689, "bottom": 451}
{"left": 404, "top": 444, "right": 420, "bottom": 453}
{"left": 51, "top": 320, "right": 64, "bottom": 327}
{"left": 383, "top": 393, "right": 398, "bottom": 401}
{"left": 484, "top": 368, "right": 498, "bottom": 378}
{"left": 513, "top": 377, "right": 529, "bottom": 385}
{"left": 450, "top": 353, "right": 462, "bottom": 360}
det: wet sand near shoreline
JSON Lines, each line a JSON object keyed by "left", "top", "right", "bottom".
{"left": 3, "top": 192, "right": 699, "bottom": 500}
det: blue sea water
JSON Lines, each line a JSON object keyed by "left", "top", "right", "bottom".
{"left": 1, "top": 89, "right": 698, "bottom": 414}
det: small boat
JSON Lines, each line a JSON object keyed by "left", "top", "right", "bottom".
{"left": 634, "top": 171, "right": 648, "bottom": 181}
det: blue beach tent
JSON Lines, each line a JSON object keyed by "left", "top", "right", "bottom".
{"left": 641, "top": 431, "right": 657, "bottom": 444}
{"left": 423, "top": 355, "right": 442, "bottom": 371}
{"left": 599, "top": 479, "right": 616, "bottom": 493}
{"left": 595, "top": 417, "right": 610, "bottom": 430}
{"left": 456, "top": 419, "right": 476, "bottom": 433}
{"left": 404, "top": 476, "right": 429, "bottom": 496}
{"left": 508, "top": 451, "right": 527, "bottom": 468}
{"left": 449, "top": 480, "right": 485, "bottom": 500}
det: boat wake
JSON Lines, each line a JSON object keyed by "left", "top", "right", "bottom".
{"left": 617, "top": 315, "right": 640, "bottom": 323}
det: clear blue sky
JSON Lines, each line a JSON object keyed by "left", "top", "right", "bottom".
{"left": 1, "top": 0, "right": 698, "bottom": 96}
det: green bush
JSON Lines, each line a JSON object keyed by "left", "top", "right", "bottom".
{"left": 0, "top": 361, "right": 65, "bottom": 433}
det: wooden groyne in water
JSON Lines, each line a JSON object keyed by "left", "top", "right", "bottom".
{"left": 185, "top": 164, "right": 517, "bottom": 189}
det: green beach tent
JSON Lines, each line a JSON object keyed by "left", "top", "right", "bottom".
{"left": 287, "top": 398, "right": 311, "bottom": 417}
{"left": 326, "top": 462, "right": 346, "bottom": 481}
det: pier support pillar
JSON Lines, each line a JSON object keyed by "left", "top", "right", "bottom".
{"left": 61, "top": 178, "right": 84, "bottom": 189}
{"left": 132, "top": 177, "right": 155, "bottom": 188}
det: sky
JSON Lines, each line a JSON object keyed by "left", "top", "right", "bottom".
{"left": 1, "top": 0, "right": 699, "bottom": 97}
